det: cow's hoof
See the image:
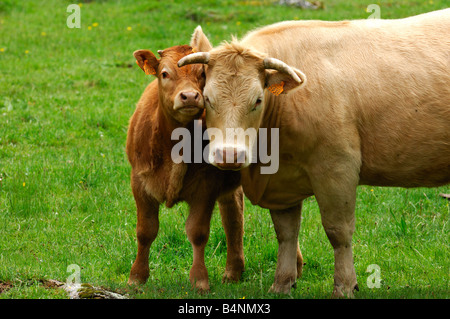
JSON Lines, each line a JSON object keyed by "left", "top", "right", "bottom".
{"left": 331, "top": 283, "right": 358, "bottom": 299}
{"left": 268, "top": 282, "right": 294, "bottom": 294}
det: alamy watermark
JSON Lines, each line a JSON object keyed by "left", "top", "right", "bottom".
{"left": 366, "top": 264, "right": 381, "bottom": 288}
{"left": 67, "top": 4, "right": 81, "bottom": 28}
{"left": 171, "top": 120, "right": 280, "bottom": 174}
{"left": 66, "top": 263, "right": 81, "bottom": 286}
{"left": 367, "top": 4, "right": 381, "bottom": 19}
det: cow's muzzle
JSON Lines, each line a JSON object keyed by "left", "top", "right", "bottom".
{"left": 213, "top": 147, "right": 247, "bottom": 170}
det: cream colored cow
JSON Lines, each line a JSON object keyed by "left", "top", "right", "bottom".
{"left": 179, "top": 9, "right": 450, "bottom": 297}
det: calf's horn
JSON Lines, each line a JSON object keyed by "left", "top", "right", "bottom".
{"left": 263, "top": 57, "right": 306, "bottom": 85}
{"left": 178, "top": 52, "right": 210, "bottom": 67}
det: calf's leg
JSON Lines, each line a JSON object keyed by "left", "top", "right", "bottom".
{"left": 217, "top": 186, "right": 245, "bottom": 283}
{"left": 185, "top": 199, "right": 215, "bottom": 291}
{"left": 128, "top": 179, "right": 160, "bottom": 285}
{"left": 269, "top": 203, "right": 302, "bottom": 294}
{"left": 296, "top": 241, "right": 304, "bottom": 278}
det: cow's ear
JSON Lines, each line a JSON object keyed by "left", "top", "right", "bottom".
{"left": 265, "top": 67, "right": 306, "bottom": 96}
{"left": 190, "top": 26, "right": 213, "bottom": 52}
{"left": 134, "top": 50, "right": 159, "bottom": 75}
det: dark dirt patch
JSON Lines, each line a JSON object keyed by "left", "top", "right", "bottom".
{"left": 0, "top": 281, "right": 13, "bottom": 294}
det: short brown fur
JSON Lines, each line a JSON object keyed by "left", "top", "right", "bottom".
{"left": 127, "top": 45, "right": 244, "bottom": 291}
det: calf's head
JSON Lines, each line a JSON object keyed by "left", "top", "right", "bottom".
{"left": 134, "top": 45, "right": 205, "bottom": 124}
{"left": 178, "top": 28, "right": 306, "bottom": 170}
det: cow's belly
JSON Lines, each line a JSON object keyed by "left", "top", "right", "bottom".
{"left": 359, "top": 143, "right": 450, "bottom": 188}
{"left": 358, "top": 108, "right": 450, "bottom": 188}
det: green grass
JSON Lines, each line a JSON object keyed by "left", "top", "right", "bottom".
{"left": 0, "top": 0, "right": 448, "bottom": 299}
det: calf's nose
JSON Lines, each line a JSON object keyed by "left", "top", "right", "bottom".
{"left": 180, "top": 91, "right": 201, "bottom": 105}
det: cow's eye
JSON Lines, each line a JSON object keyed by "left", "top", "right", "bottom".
{"left": 161, "top": 71, "right": 169, "bottom": 79}
{"left": 252, "top": 98, "right": 262, "bottom": 111}
{"left": 205, "top": 97, "right": 214, "bottom": 110}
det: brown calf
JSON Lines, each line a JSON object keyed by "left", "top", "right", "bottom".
{"left": 126, "top": 45, "right": 244, "bottom": 291}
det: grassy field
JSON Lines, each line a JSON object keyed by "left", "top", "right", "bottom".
{"left": 0, "top": 0, "right": 448, "bottom": 299}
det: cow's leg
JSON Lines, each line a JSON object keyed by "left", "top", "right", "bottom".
{"left": 185, "top": 199, "right": 215, "bottom": 292}
{"left": 268, "top": 203, "right": 302, "bottom": 294}
{"left": 217, "top": 186, "right": 245, "bottom": 283}
{"left": 311, "top": 163, "right": 359, "bottom": 298}
{"left": 128, "top": 178, "right": 160, "bottom": 285}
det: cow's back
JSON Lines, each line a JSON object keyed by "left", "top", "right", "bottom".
{"left": 242, "top": 9, "right": 450, "bottom": 189}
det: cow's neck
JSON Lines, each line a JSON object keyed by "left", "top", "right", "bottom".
{"left": 261, "top": 92, "right": 283, "bottom": 129}
{"left": 239, "top": 94, "right": 282, "bottom": 206}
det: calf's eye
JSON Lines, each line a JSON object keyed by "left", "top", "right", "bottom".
{"left": 161, "top": 71, "right": 169, "bottom": 79}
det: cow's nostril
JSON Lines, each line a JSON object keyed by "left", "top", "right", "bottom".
{"left": 195, "top": 92, "right": 200, "bottom": 101}
{"left": 180, "top": 93, "right": 187, "bottom": 100}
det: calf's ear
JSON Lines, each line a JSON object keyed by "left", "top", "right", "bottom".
{"left": 190, "top": 26, "right": 213, "bottom": 52}
{"left": 133, "top": 50, "right": 159, "bottom": 75}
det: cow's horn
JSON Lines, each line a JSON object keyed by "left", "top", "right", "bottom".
{"left": 263, "top": 57, "right": 305, "bottom": 84}
{"left": 178, "top": 52, "right": 210, "bottom": 67}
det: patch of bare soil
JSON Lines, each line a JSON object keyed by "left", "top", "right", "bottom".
{"left": 0, "top": 281, "right": 13, "bottom": 294}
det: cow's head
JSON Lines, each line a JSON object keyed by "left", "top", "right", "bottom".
{"left": 178, "top": 27, "right": 306, "bottom": 170}
{"left": 134, "top": 45, "right": 205, "bottom": 124}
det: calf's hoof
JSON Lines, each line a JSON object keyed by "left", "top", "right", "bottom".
{"left": 191, "top": 279, "right": 210, "bottom": 293}
{"left": 189, "top": 265, "right": 210, "bottom": 292}
{"left": 222, "top": 267, "right": 244, "bottom": 283}
{"left": 128, "top": 267, "right": 149, "bottom": 285}
{"left": 127, "top": 275, "right": 148, "bottom": 286}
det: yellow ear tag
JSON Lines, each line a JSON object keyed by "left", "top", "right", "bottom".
{"left": 192, "top": 47, "right": 198, "bottom": 53}
{"left": 267, "top": 81, "right": 284, "bottom": 96}
{"left": 143, "top": 60, "right": 156, "bottom": 75}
